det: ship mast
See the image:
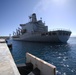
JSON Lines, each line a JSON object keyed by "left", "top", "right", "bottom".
{"left": 32, "top": 13, "right": 37, "bottom": 22}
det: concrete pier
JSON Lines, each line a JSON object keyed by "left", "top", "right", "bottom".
{"left": 0, "top": 39, "right": 20, "bottom": 75}
{"left": 26, "top": 53, "right": 56, "bottom": 75}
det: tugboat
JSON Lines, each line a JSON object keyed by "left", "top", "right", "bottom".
{"left": 13, "top": 13, "right": 71, "bottom": 43}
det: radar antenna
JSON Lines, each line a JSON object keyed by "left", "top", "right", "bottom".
{"left": 29, "top": 16, "right": 32, "bottom": 22}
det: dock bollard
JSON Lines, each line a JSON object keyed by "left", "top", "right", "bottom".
{"left": 6, "top": 39, "right": 12, "bottom": 49}
{"left": 8, "top": 44, "right": 12, "bottom": 49}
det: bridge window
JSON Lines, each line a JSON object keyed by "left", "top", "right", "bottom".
{"left": 49, "top": 33, "right": 51, "bottom": 35}
{"left": 41, "top": 33, "right": 45, "bottom": 36}
{"left": 52, "top": 32, "right": 56, "bottom": 35}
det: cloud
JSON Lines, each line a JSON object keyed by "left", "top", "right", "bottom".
{"left": 33, "top": 0, "right": 52, "bottom": 13}
{"left": 33, "top": 0, "right": 74, "bottom": 13}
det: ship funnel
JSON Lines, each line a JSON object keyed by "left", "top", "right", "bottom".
{"left": 32, "top": 13, "right": 37, "bottom": 22}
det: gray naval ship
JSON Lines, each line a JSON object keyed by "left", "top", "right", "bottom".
{"left": 13, "top": 13, "right": 71, "bottom": 43}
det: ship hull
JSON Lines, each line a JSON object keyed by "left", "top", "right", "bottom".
{"left": 13, "top": 31, "right": 71, "bottom": 43}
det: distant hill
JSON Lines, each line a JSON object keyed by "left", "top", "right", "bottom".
{"left": 0, "top": 36, "right": 9, "bottom": 39}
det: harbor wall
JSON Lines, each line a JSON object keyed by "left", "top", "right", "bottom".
{"left": 26, "top": 53, "right": 56, "bottom": 75}
{"left": 0, "top": 39, "right": 20, "bottom": 75}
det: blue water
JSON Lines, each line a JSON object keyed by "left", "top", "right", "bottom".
{"left": 10, "top": 37, "right": 76, "bottom": 75}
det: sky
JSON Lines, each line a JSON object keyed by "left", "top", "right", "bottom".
{"left": 0, "top": 0, "right": 76, "bottom": 36}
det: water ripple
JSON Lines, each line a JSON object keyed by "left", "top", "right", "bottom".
{"left": 10, "top": 37, "right": 76, "bottom": 75}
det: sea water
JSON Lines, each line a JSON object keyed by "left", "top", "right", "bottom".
{"left": 10, "top": 37, "right": 76, "bottom": 75}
